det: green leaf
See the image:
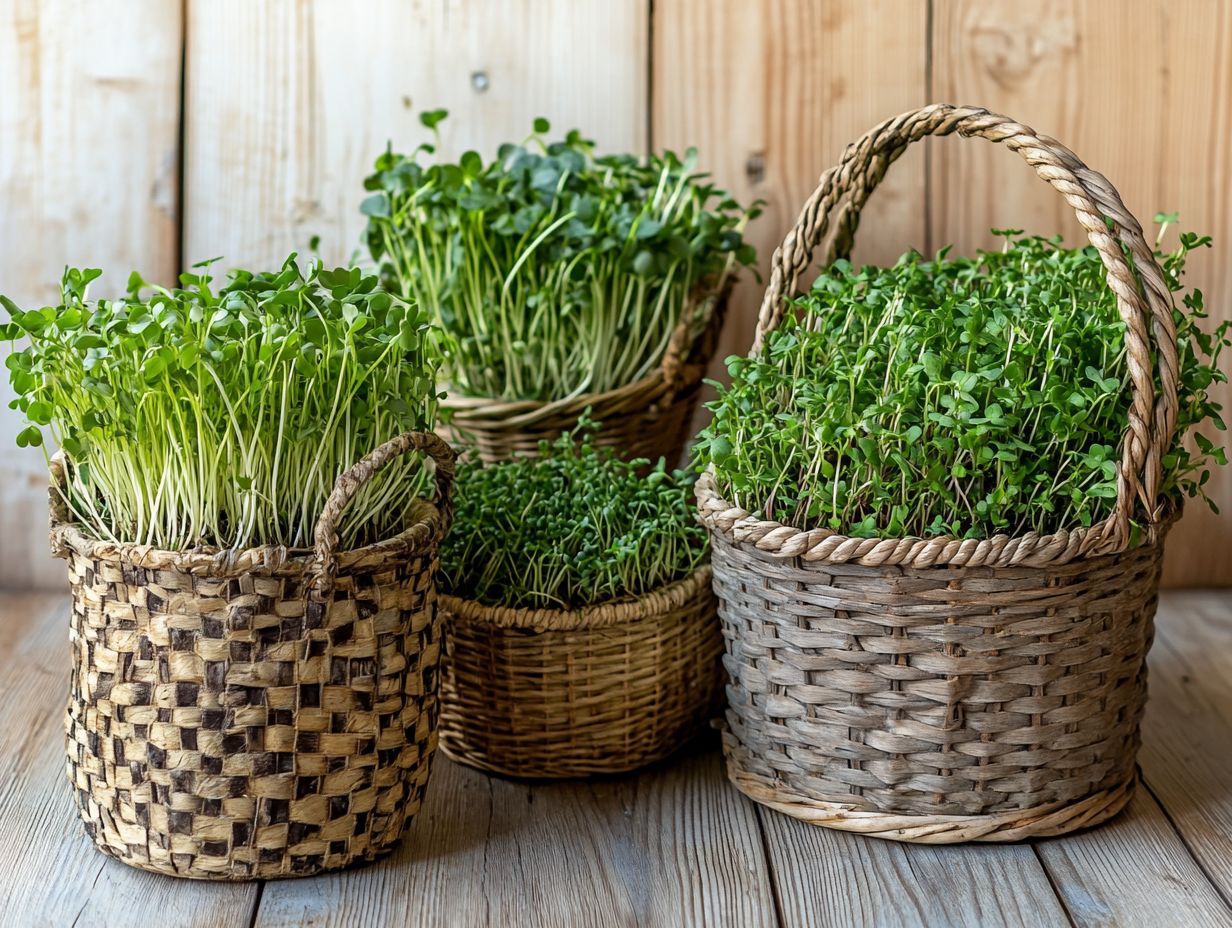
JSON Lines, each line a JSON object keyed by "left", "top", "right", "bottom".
{"left": 419, "top": 108, "right": 448, "bottom": 130}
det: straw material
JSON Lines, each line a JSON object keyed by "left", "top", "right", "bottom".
{"left": 55, "top": 431, "right": 456, "bottom": 880}
{"left": 698, "top": 103, "right": 1179, "bottom": 843}
{"left": 442, "top": 285, "right": 729, "bottom": 466}
{"left": 439, "top": 568, "right": 722, "bottom": 778}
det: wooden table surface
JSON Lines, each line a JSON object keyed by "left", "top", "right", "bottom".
{"left": 1, "top": 590, "right": 1229, "bottom": 928}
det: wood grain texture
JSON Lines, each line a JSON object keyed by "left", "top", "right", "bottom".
{"left": 2, "top": 590, "right": 1232, "bottom": 925}
{"left": 757, "top": 807, "right": 1070, "bottom": 928}
{"left": 653, "top": 0, "right": 930, "bottom": 367}
{"left": 182, "top": 0, "right": 648, "bottom": 274}
{"left": 255, "top": 747, "right": 778, "bottom": 928}
{"left": 0, "top": 0, "right": 182, "bottom": 590}
{"left": 0, "top": 595, "right": 257, "bottom": 927}
{"left": 931, "top": 0, "right": 1232, "bottom": 586}
{"left": 1034, "top": 788, "right": 1232, "bottom": 927}
{"left": 1140, "top": 591, "right": 1232, "bottom": 899}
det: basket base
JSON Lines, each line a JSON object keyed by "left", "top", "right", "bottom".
{"left": 77, "top": 827, "right": 405, "bottom": 882}
{"left": 439, "top": 725, "right": 715, "bottom": 780}
{"left": 726, "top": 762, "right": 1137, "bottom": 844}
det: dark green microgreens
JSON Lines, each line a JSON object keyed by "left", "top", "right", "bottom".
{"left": 440, "top": 422, "right": 708, "bottom": 610}
{"left": 2, "top": 256, "right": 441, "bottom": 551}
{"left": 694, "top": 220, "right": 1229, "bottom": 539}
{"left": 362, "top": 111, "right": 761, "bottom": 403}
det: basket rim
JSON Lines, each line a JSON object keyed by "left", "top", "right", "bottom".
{"left": 439, "top": 281, "right": 732, "bottom": 430}
{"left": 50, "top": 494, "right": 448, "bottom": 579}
{"left": 696, "top": 469, "right": 1174, "bottom": 571}
{"left": 439, "top": 565, "right": 713, "bottom": 631}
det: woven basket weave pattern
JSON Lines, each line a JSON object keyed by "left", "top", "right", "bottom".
{"left": 713, "top": 533, "right": 1162, "bottom": 817}
{"left": 439, "top": 569, "right": 722, "bottom": 778}
{"left": 57, "top": 430, "right": 455, "bottom": 879}
{"left": 66, "top": 554, "right": 440, "bottom": 879}
{"left": 443, "top": 285, "right": 728, "bottom": 467}
{"left": 699, "top": 103, "right": 1180, "bottom": 843}
{"left": 443, "top": 377, "right": 702, "bottom": 465}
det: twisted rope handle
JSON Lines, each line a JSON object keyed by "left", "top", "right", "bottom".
{"left": 752, "top": 103, "right": 1179, "bottom": 549}
{"left": 313, "top": 430, "right": 456, "bottom": 588}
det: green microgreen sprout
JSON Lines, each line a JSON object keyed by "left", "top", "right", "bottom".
{"left": 3, "top": 255, "right": 441, "bottom": 551}
{"left": 694, "top": 219, "right": 1229, "bottom": 539}
{"left": 440, "top": 421, "right": 708, "bottom": 610}
{"left": 362, "top": 111, "right": 761, "bottom": 403}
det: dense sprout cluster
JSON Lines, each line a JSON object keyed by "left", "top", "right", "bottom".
{"left": 695, "top": 222, "right": 1229, "bottom": 540}
{"left": 362, "top": 112, "right": 759, "bottom": 402}
{"left": 440, "top": 427, "right": 707, "bottom": 610}
{"left": 2, "top": 257, "right": 440, "bottom": 550}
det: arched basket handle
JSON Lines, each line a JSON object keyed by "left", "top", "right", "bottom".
{"left": 752, "top": 103, "right": 1179, "bottom": 550}
{"left": 313, "top": 430, "right": 455, "bottom": 590}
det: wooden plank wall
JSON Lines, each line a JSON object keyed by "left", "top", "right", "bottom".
{"left": 0, "top": 0, "right": 1228, "bottom": 586}
{"left": 0, "top": 0, "right": 182, "bottom": 588}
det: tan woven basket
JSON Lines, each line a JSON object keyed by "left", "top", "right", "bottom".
{"left": 54, "top": 431, "right": 455, "bottom": 879}
{"left": 696, "top": 103, "right": 1181, "bottom": 844}
{"left": 442, "top": 283, "right": 730, "bottom": 466}
{"left": 439, "top": 568, "right": 723, "bottom": 778}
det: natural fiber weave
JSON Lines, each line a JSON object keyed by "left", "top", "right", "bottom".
{"left": 439, "top": 569, "right": 723, "bottom": 778}
{"left": 442, "top": 284, "right": 729, "bottom": 466}
{"left": 698, "top": 103, "right": 1179, "bottom": 843}
{"left": 55, "top": 431, "right": 456, "bottom": 880}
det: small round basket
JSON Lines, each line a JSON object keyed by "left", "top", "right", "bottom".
{"left": 439, "top": 568, "right": 723, "bottom": 778}
{"left": 442, "top": 284, "right": 729, "bottom": 466}
{"left": 697, "top": 103, "right": 1181, "bottom": 844}
{"left": 54, "top": 431, "right": 455, "bottom": 879}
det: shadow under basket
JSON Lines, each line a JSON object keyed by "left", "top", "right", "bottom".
{"left": 53, "top": 431, "right": 455, "bottom": 880}
{"left": 441, "top": 285, "right": 730, "bottom": 467}
{"left": 697, "top": 102, "right": 1185, "bottom": 844}
{"left": 439, "top": 568, "right": 723, "bottom": 778}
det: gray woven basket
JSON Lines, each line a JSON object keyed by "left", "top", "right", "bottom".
{"left": 697, "top": 103, "right": 1179, "bottom": 844}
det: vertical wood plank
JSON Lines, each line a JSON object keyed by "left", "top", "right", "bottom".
{"left": 183, "top": 0, "right": 649, "bottom": 274}
{"left": 1140, "top": 591, "right": 1232, "bottom": 899}
{"left": 653, "top": 0, "right": 930, "bottom": 366}
{"left": 0, "top": 595, "right": 258, "bottom": 926}
{"left": 931, "top": 0, "right": 1232, "bottom": 585}
{"left": 757, "top": 808, "right": 1070, "bottom": 928}
{"left": 254, "top": 750, "right": 778, "bottom": 928}
{"left": 1034, "top": 789, "right": 1231, "bottom": 927}
{"left": 0, "top": 0, "right": 182, "bottom": 589}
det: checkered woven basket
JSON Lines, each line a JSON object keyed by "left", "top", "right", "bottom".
{"left": 697, "top": 104, "right": 1180, "bottom": 843}
{"left": 52, "top": 430, "right": 455, "bottom": 879}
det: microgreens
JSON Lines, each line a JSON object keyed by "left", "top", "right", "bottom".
{"left": 440, "top": 424, "right": 708, "bottom": 610}
{"left": 3, "top": 256, "right": 441, "bottom": 551}
{"left": 694, "top": 221, "right": 1229, "bottom": 539}
{"left": 362, "top": 112, "right": 760, "bottom": 402}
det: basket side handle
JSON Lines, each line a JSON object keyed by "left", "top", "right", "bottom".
{"left": 48, "top": 452, "right": 73, "bottom": 559}
{"left": 312, "top": 430, "right": 456, "bottom": 589}
{"left": 660, "top": 282, "right": 730, "bottom": 390}
{"left": 752, "top": 103, "right": 1179, "bottom": 550}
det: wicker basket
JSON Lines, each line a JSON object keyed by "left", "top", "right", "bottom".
{"left": 54, "top": 431, "right": 456, "bottom": 879}
{"left": 439, "top": 568, "right": 723, "bottom": 778}
{"left": 696, "top": 103, "right": 1181, "bottom": 844}
{"left": 442, "top": 284, "right": 730, "bottom": 466}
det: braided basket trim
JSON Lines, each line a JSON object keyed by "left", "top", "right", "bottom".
{"left": 728, "top": 763, "right": 1136, "bottom": 844}
{"left": 441, "top": 283, "right": 731, "bottom": 432}
{"left": 440, "top": 566, "right": 713, "bottom": 631}
{"left": 696, "top": 470, "right": 1175, "bottom": 570}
